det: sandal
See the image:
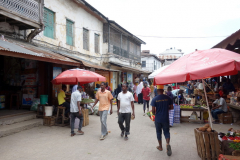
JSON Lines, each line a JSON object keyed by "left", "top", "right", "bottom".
{"left": 167, "top": 145, "right": 172, "bottom": 156}
{"left": 124, "top": 137, "right": 128, "bottom": 141}
{"left": 156, "top": 146, "right": 163, "bottom": 151}
{"left": 71, "top": 133, "right": 76, "bottom": 137}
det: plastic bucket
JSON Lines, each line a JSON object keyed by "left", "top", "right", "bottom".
{"left": 45, "top": 106, "right": 53, "bottom": 116}
{"left": 40, "top": 95, "right": 48, "bottom": 104}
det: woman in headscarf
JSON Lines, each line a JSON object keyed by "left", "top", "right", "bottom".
{"left": 136, "top": 81, "right": 144, "bottom": 104}
{"left": 114, "top": 84, "right": 122, "bottom": 109}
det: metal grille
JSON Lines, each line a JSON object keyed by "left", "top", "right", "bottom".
{"left": 0, "top": 0, "right": 40, "bottom": 22}
{"left": 83, "top": 28, "right": 89, "bottom": 50}
{"left": 94, "top": 33, "right": 99, "bottom": 53}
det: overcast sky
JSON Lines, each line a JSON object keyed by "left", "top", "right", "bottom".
{"left": 87, "top": 0, "right": 240, "bottom": 55}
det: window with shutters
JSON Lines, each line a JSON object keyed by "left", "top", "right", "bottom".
{"left": 95, "top": 33, "right": 100, "bottom": 53}
{"left": 66, "top": 19, "right": 74, "bottom": 46}
{"left": 142, "top": 61, "right": 146, "bottom": 67}
{"left": 83, "top": 28, "right": 89, "bottom": 50}
{"left": 44, "top": 8, "right": 55, "bottom": 39}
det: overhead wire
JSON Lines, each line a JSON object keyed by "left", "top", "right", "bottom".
{"left": 53, "top": 22, "right": 228, "bottom": 39}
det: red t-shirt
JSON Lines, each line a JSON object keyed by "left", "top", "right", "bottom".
{"left": 142, "top": 87, "right": 151, "bottom": 100}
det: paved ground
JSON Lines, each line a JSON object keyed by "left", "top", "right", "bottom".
{"left": 0, "top": 102, "right": 239, "bottom": 160}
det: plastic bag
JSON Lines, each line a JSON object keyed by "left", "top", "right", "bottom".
{"left": 189, "top": 111, "right": 198, "bottom": 120}
{"left": 30, "top": 98, "right": 40, "bottom": 111}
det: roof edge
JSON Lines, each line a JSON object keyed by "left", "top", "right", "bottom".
{"left": 108, "top": 20, "right": 146, "bottom": 45}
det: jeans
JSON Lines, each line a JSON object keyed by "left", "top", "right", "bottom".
{"left": 143, "top": 99, "right": 149, "bottom": 111}
{"left": 211, "top": 109, "right": 225, "bottom": 120}
{"left": 118, "top": 113, "right": 131, "bottom": 135}
{"left": 99, "top": 110, "right": 108, "bottom": 136}
{"left": 70, "top": 112, "right": 84, "bottom": 134}
{"left": 61, "top": 102, "right": 70, "bottom": 116}
{"left": 155, "top": 121, "right": 170, "bottom": 141}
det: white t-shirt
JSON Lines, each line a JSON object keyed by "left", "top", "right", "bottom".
{"left": 213, "top": 97, "right": 227, "bottom": 112}
{"left": 70, "top": 90, "right": 82, "bottom": 112}
{"left": 117, "top": 91, "right": 134, "bottom": 113}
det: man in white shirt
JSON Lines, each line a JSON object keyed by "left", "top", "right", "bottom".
{"left": 211, "top": 94, "right": 227, "bottom": 123}
{"left": 70, "top": 86, "right": 84, "bottom": 137}
{"left": 117, "top": 83, "right": 135, "bottom": 140}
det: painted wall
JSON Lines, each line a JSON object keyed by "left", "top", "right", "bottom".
{"left": 141, "top": 56, "right": 161, "bottom": 72}
{"left": 34, "top": 0, "right": 104, "bottom": 64}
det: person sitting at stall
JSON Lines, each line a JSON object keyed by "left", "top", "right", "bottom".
{"left": 58, "top": 85, "right": 70, "bottom": 117}
{"left": 218, "top": 86, "right": 224, "bottom": 97}
{"left": 211, "top": 93, "right": 228, "bottom": 123}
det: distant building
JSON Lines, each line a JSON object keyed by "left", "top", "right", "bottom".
{"left": 141, "top": 50, "right": 163, "bottom": 73}
{"left": 159, "top": 48, "right": 184, "bottom": 65}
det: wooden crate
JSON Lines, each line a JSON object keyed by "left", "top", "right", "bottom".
{"left": 218, "top": 113, "right": 232, "bottom": 124}
{"left": 194, "top": 128, "right": 221, "bottom": 160}
{"left": 82, "top": 109, "right": 89, "bottom": 127}
{"left": 43, "top": 116, "right": 55, "bottom": 126}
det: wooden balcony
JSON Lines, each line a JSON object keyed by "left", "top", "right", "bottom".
{"left": 0, "top": 0, "right": 44, "bottom": 30}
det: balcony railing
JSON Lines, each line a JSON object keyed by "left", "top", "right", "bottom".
{"left": 0, "top": 0, "right": 43, "bottom": 29}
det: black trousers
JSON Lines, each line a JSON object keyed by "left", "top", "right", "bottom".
{"left": 138, "top": 93, "right": 143, "bottom": 104}
{"left": 61, "top": 102, "right": 70, "bottom": 116}
{"left": 118, "top": 113, "right": 131, "bottom": 135}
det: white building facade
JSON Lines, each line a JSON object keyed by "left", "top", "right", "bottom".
{"left": 141, "top": 51, "right": 162, "bottom": 73}
{"left": 159, "top": 48, "right": 184, "bottom": 65}
{"left": 34, "top": 0, "right": 107, "bottom": 65}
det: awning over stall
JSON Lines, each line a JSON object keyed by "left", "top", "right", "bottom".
{"left": 0, "top": 39, "right": 80, "bottom": 66}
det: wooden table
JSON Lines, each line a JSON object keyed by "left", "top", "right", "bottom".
{"left": 180, "top": 107, "right": 208, "bottom": 123}
{"left": 227, "top": 103, "right": 240, "bottom": 110}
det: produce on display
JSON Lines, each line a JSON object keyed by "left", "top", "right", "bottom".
{"left": 180, "top": 104, "right": 201, "bottom": 109}
{"left": 218, "top": 128, "right": 240, "bottom": 142}
{"left": 198, "top": 124, "right": 212, "bottom": 132}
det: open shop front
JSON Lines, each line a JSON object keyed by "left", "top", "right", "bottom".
{"left": 0, "top": 39, "right": 79, "bottom": 118}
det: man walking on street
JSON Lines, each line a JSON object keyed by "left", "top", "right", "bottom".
{"left": 70, "top": 86, "right": 84, "bottom": 137}
{"left": 117, "top": 83, "right": 135, "bottom": 141}
{"left": 92, "top": 82, "right": 113, "bottom": 140}
{"left": 142, "top": 81, "right": 151, "bottom": 115}
{"left": 151, "top": 85, "right": 173, "bottom": 156}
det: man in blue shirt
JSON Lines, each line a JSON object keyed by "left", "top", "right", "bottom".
{"left": 151, "top": 85, "right": 173, "bottom": 156}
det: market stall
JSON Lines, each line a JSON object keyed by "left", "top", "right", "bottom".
{"left": 48, "top": 68, "right": 106, "bottom": 126}
{"left": 153, "top": 48, "right": 240, "bottom": 159}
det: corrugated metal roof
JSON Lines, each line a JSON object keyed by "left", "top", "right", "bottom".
{"left": 212, "top": 29, "right": 240, "bottom": 49}
{"left": 110, "top": 62, "right": 151, "bottom": 74}
{"left": 0, "top": 39, "right": 79, "bottom": 66}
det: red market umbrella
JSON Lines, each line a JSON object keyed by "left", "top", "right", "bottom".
{"left": 154, "top": 48, "right": 240, "bottom": 128}
{"left": 52, "top": 68, "right": 106, "bottom": 85}
{"left": 154, "top": 49, "right": 240, "bottom": 85}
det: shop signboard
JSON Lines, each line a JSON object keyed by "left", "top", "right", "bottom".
{"left": 127, "top": 72, "right": 133, "bottom": 83}
{"left": 22, "top": 94, "right": 34, "bottom": 105}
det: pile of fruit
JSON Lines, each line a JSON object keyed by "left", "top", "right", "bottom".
{"left": 81, "top": 99, "right": 94, "bottom": 103}
{"left": 219, "top": 128, "right": 240, "bottom": 142}
{"left": 198, "top": 124, "right": 212, "bottom": 132}
{"left": 180, "top": 104, "right": 194, "bottom": 108}
{"left": 180, "top": 104, "right": 202, "bottom": 108}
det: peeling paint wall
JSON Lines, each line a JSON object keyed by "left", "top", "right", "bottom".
{"left": 34, "top": 0, "right": 104, "bottom": 64}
